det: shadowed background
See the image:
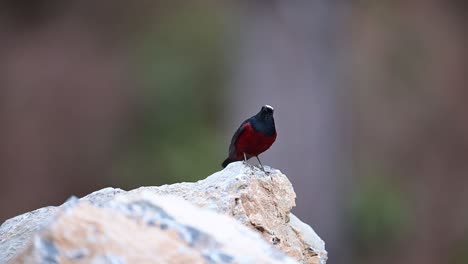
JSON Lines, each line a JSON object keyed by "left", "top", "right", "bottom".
{"left": 1, "top": 1, "right": 467, "bottom": 264}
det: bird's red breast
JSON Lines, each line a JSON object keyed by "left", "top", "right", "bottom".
{"left": 233, "top": 122, "right": 277, "bottom": 160}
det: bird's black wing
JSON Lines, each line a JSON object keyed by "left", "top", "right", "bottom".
{"left": 228, "top": 118, "right": 250, "bottom": 158}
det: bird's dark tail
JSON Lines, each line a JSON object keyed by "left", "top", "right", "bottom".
{"left": 222, "top": 158, "right": 233, "bottom": 168}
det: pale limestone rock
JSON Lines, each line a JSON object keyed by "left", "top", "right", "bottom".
{"left": 289, "top": 214, "right": 327, "bottom": 264}
{"left": 0, "top": 206, "right": 58, "bottom": 262}
{"left": 12, "top": 195, "right": 296, "bottom": 264}
{"left": 0, "top": 162, "right": 327, "bottom": 264}
{"left": 132, "top": 162, "right": 327, "bottom": 264}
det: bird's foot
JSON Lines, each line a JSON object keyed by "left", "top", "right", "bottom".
{"left": 254, "top": 156, "right": 269, "bottom": 175}
{"left": 262, "top": 167, "right": 271, "bottom": 176}
{"left": 243, "top": 160, "right": 254, "bottom": 169}
{"left": 251, "top": 164, "right": 271, "bottom": 176}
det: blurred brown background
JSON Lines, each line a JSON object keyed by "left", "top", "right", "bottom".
{"left": 1, "top": 1, "right": 467, "bottom": 264}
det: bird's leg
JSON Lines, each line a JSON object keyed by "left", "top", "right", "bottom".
{"left": 255, "top": 156, "right": 268, "bottom": 174}
{"left": 243, "top": 153, "right": 254, "bottom": 169}
{"left": 243, "top": 153, "right": 250, "bottom": 165}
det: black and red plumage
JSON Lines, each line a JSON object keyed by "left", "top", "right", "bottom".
{"left": 222, "top": 105, "right": 277, "bottom": 169}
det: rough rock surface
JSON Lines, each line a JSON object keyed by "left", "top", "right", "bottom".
{"left": 0, "top": 162, "right": 327, "bottom": 264}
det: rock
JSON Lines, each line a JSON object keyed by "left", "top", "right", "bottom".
{"left": 0, "top": 206, "right": 59, "bottom": 263}
{"left": 0, "top": 162, "right": 327, "bottom": 264}
{"left": 11, "top": 195, "right": 296, "bottom": 264}
{"left": 289, "top": 214, "right": 327, "bottom": 264}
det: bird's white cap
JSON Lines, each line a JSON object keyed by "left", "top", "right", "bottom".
{"left": 264, "top": 105, "right": 274, "bottom": 110}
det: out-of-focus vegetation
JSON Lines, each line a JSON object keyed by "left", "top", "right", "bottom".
{"left": 350, "top": 1, "right": 467, "bottom": 264}
{"left": 114, "top": 4, "right": 228, "bottom": 187}
{"left": 351, "top": 173, "right": 408, "bottom": 260}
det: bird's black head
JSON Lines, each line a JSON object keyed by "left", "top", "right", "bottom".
{"left": 259, "top": 105, "right": 274, "bottom": 116}
{"left": 257, "top": 105, "right": 274, "bottom": 121}
{"left": 251, "top": 105, "right": 275, "bottom": 135}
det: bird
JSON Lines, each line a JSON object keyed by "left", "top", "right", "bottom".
{"left": 222, "top": 105, "right": 277, "bottom": 171}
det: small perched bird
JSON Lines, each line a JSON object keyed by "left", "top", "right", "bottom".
{"left": 222, "top": 105, "right": 277, "bottom": 170}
